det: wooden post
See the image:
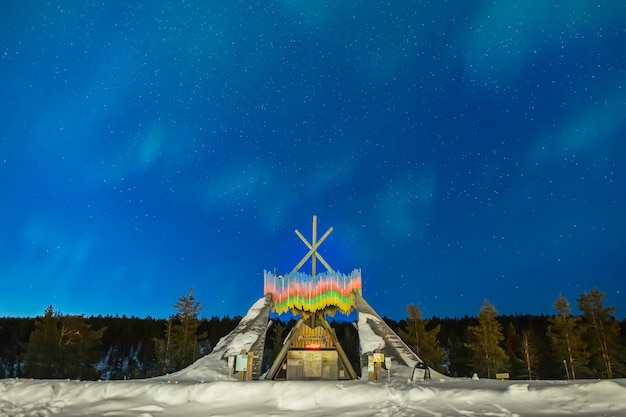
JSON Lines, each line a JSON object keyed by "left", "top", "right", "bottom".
{"left": 228, "top": 356, "right": 234, "bottom": 378}
{"left": 246, "top": 351, "right": 254, "bottom": 381}
{"left": 372, "top": 349, "right": 383, "bottom": 381}
{"left": 374, "top": 352, "right": 383, "bottom": 381}
{"left": 312, "top": 214, "right": 317, "bottom": 276}
{"left": 368, "top": 351, "right": 385, "bottom": 381}
{"left": 292, "top": 216, "right": 334, "bottom": 275}
{"left": 368, "top": 353, "right": 374, "bottom": 381}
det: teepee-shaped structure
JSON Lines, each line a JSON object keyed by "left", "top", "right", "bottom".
{"left": 262, "top": 216, "right": 441, "bottom": 381}
{"left": 193, "top": 216, "right": 439, "bottom": 381}
{"left": 263, "top": 216, "right": 360, "bottom": 380}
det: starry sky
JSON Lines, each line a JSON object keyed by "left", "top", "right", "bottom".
{"left": 1, "top": 1, "right": 625, "bottom": 321}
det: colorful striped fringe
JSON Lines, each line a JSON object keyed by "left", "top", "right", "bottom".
{"left": 264, "top": 269, "right": 362, "bottom": 315}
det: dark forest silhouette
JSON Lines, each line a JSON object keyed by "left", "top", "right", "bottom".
{"left": 1, "top": 289, "right": 624, "bottom": 380}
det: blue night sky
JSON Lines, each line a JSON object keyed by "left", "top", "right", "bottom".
{"left": 1, "top": 1, "right": 625, "bottom": 320}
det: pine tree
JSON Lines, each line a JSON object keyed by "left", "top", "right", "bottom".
{"left": 153, "top": 317, "right": 175, "bottom": 373}
{"left": 399, "top": 303, "right": 444, "bottom": 371}
{"left": 340, "top": 323, "right": 360, "bottom": 372}
{"left": 154, "top": 287, "right": 207, "bottom": 373}
{"left": 502, "top": 317, "right": 546, "bottom": 380}
{"left": 465, "top": 300, "right": 509, "bottom": 379}
{"left": 172, "top": 287, "right": 206, "bottom": 367}
{"left": 446, "top": 331, "right": 473, "bottom": 377}
{"left": 23, "top": 305, "right": 60, "bottom": 378}
{"left": 520, "top": 328, "right": 542, "bottom": 380}
{"left": 577, "top": 287, "right": 623, "bottom": 379}
{"left": 547, "top": 294, "right": 588, "bottom": 379}
{"left": 23, "top": 305, "right": 106, "bottom": 379}
{"left": 505, "top": 322, "right": 525, "bottom": 378}
{"left": 269, "top": 322, "right": 286, "bottom": 363}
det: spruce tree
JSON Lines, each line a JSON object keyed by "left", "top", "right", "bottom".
{"left": 465, "top": 300, "right": 509, "bottom": 378}
{"left": 547, "top": 294, "right": 588, "bottom": 379}
{"left": 23, "top": 305, "right": 60, "bottom": 378}
{"left": 577, "top": 287, "right": 623, "bottom": 379}
{"left": 399, "top": 303, "right": 444, "bottom": 371}
{"left": 172, "top": 287, "right": 206, "bottom": 367}
{"left": 154, "top": 287, "right": 207, "bottom": 373}
{"left": 23, "top": 305, "right": 106, "bottom": 379}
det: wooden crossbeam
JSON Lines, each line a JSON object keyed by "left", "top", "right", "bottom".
{"left": 291, "top": 215, "right": 333, "bottom": 276}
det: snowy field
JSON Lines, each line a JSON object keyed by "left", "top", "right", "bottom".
{"left": 1, "top": 375, "right": 626, "bottom": 417}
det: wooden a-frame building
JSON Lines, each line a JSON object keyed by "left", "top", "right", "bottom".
{"left": 263, "top": 216, "right": 360, "bottom": 381}
{"left": 258, "top": 216, "right": 437, "bottom": 381}
{"left": 265, "top": 311, "right": 357, "bottom": 380}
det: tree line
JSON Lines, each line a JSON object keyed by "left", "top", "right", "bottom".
{"left": 0, "top": 288, "right": 240, "bottom": 380}
{"left": 396, "top": 287, "right": 626, "bottom": 379}
{"left": 1, "top": 286, "right": 624, "bottom": 380}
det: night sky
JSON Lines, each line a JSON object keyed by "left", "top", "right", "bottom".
{"left": 1, "top": 2, "right": 625, "bottom": 321}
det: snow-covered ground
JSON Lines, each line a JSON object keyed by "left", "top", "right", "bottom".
{"left": 2, "top": 375, "right": 625, "bottom": 416}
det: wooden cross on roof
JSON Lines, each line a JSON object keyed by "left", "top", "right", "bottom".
{"left": 291, "top": 215, "right": 333, "bottom": 276}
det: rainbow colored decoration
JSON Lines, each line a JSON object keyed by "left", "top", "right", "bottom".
{"left": 264, "top": 269, "right": 362, "bottom": 315}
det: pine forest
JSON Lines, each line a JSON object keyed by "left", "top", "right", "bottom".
{"left": 1, "top": 287, "right": 624, "bottom": 381}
